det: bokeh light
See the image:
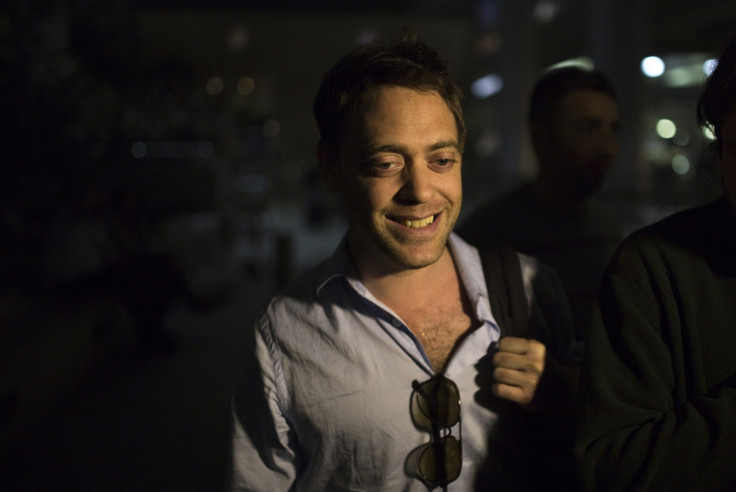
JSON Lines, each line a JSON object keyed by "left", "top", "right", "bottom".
{"left": 642, "top": 56, "right": 665, "bottom": 77}
{"left": 471, "top": 74, "right": 503, "bottom": 99}
{"left": 656, "top": 119, "right": 676, "bottom": 139}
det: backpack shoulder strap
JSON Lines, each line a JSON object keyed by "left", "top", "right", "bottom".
{"left": 479, "top": 245, "right": 530, "bottom": 338}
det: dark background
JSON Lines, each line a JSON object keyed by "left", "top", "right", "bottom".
{"left": 2, "top": 1, "right": 735, "bottom": 490}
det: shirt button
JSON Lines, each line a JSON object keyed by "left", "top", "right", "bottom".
{"left": 391, "top": 318, "right": 402, "bottom": 327}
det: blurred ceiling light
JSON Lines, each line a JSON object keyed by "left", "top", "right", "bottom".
{"left": 237, "top": 77, "right": 255, "bottom": 96}
{"left": 641, "top": 56, "right": 665, "bottom": 77}
{"left": 671, "top": 154, "right": 690, "bottom": 176}
{"left": 471, "top": 74, "right": 503, "bottom": 99}
{"left": 656, "top": 119, "right": 677, "bottom": 139}
{"left": 533, "top": 0, "right": 559, "bottom": 24}
{"left": 206, "top": 77, "right": 224, "bottom": 95}
{"left": 548, "top": 57, "right": 595, "bottom": 71}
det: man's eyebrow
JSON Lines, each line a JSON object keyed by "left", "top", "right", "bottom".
{"left": 366, "top": 140, "right": 460, "bottom": 154}
{"left": 368, "top": 144, "right": 405, "bottom": 154}
{"left": 428, "top": 140, "right": 461, "bottom": 151}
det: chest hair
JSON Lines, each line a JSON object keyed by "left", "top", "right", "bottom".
{"left": 400, "top": 299, "right": 475, "bottom": 373}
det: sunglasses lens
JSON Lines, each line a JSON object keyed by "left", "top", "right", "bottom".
{"left": 415, "top": 377, "right": 460, "bottom": 427}
{"left": 418, "top": 436, "right": 462, "bottom": 486}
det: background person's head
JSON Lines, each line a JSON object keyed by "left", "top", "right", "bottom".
{"left": 698, "top": 34, "right": 736, "bottom": 215}
{"left": 529, "top": 67, "right": 620, "bottom": 205}
{"left": 313, "top": 29, "right": 465, "bottom": 157}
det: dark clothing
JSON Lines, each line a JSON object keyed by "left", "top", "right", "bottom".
{"left": 576, "top": 196, "right": 736, "bottom": 492}
{"left": 458, "top": 184, "right": 623, "bottom": 339}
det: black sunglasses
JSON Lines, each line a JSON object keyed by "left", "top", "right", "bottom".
{"left": 411, "top": 375, "right": 462, "bottom": 486}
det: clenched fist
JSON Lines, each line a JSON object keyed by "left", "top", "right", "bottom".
{"left": 492, "top": 336, "right": 546, "bottom": 406}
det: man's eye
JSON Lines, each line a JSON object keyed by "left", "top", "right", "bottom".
{"left": 431, "top": 157, "right": 457, "bottom": 171}
{"left": 368, "top": 160, "right": 402, "bottom": 174}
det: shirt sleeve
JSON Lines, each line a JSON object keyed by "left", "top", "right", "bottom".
{"left": 575, "top": 243, "right": 736, "bottom": 491}
{"left": 230, "top": 314, "right": 299, "bottom": 491}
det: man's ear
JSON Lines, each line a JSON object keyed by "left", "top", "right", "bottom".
{"left": 317, "top": 140, "right": 341, "bottom": 192}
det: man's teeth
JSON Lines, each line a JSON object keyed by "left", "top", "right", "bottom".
{"left": 403, "top": 216, "right": 434, "bottom": 228}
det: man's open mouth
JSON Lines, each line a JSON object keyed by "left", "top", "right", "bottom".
{"left": 390, "top": 214, "right": 436, "bottom": 229}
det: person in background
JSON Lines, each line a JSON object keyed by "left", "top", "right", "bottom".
{"left": 230, "top": 30, "right": 578, "bottom": 491}
{"left": 575, "top": 33, "right": 736, "bottom": 491}
{"left": 458, "top": 67, "right": 623, "bottom": 345}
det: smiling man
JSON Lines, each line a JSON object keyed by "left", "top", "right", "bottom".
{"left": 230, "top": 31, "right": 578, "bottom": 491}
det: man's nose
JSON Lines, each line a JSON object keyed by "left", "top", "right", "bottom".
{"left": 398, "top": 164, "right": 432, "bottom": 202}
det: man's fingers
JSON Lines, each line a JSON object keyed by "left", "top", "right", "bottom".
{"left": 493, "top": 383, "right": 532, "bottom": 405}
{"left": 497, "top": 337, "right": 545, "bottom": 356}
{"left": 493, "top": 366, "right": 540, "bottom": 387}
{"left": 496, "top": 336, "right": 530, "bottom": 354}
{"left": 493, "top": 347, "right": 546, "bottom": 374}
{"left": 492, "top": 337, "right": 547, "bottom": 406}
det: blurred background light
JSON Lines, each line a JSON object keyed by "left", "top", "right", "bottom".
{"left": 471, "top": 73, "right": 503, "bottom": 99}
{"left": 474, "top": 32, "right": 503, "bottom": 56}
{"left": 656, "top": 119, "right": 677, "bottom": 139}
{"left": 131, "top": 141, "right": 147, "bottom": 159}
{"left": 473, "top": 129, "right": 501, "bottom": 157}
{"left": 198, "top": 141, "right": 214, "bottom": 158}
{"left": 533, "top": 0, "right": 560, "bottom": 24}
{"left": 475, "top": 0, "right": 501, "bottom": 29}
{"left": 671, "top": 154, "right": 690, "bottom": 175}
{"left": 704, "top": 58, "right": 718, "bottom": 76}
{"left": 206, "top": 76, "right": 224, "bottom": 95}
{"left": 228, "top": 26, "right": 250, "bottom": 53}
{"left": 642, "top": 56, "right": 665, "bottom": 77}
{"left": 356, "top": 28, "right": 378, "bottom": 46}
{"left": 237, "top": 77, "right": 255, "bottom": 96}
{"left": 548, "top": 56, "right": 595, "bottom": 71}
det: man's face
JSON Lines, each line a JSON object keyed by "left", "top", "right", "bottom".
{"left": 322, "top": 86, "right": 463, "bottom": 275}
{"left": 537, "top": 89, "right": 620, "bottom": 196}
{"left": 721, "top": 110, "right": 736, "bottom": 217}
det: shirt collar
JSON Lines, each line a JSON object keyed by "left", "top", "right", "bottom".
{"left": 313, "top": 233, "right": 498, "bottom": 334}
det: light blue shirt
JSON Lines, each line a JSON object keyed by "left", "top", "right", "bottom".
{"left": 231, "top": 233, "right": 571, "bottom": 491}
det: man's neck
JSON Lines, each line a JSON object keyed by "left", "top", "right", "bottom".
{"left": 354, "top": 246, "right": 458, "bottom": 310}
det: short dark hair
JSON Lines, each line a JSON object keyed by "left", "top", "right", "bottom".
{"left": 528, "top": 66, "right": 617, "bottom": 125}
{"left": 698, "top": 34, "right": 736, "bottom": 152}
{"left": 313, "top": 29, "right": 465, "bottom": 152}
